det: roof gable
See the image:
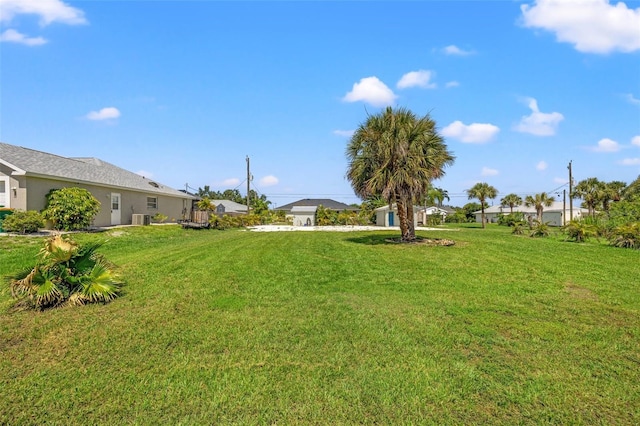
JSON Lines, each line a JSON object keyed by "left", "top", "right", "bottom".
{"left": 277, "top": 198, "right": 357, "bottom": 211}
{"left": 0, "top": 142, "right": 192, "bottom": 198}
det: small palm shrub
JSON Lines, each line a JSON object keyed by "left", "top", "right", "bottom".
{"left": 562, "top": 220, "right": 597, "bottom": 243}
{"left": 608, "top": 222, "right": 640, "bottom": 249}
{"left": 4, "top": 235, "right": 123, "bottom": 310}
{"left": 529, "top": 220, "right": 552, "bottom": 238}
{"left": 1, "top": 210, "right": 45, "bottom": 234}
{"left": 511, "top": 222, "right": 526, "bottom": 235}
{"left": 151, "top": 213, "right": 168, "bottom": 223}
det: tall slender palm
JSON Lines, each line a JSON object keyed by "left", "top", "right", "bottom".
{"left": 466, "top": 182, "right": 498, "bottom": 228}
{"left": 500, "top": 193, "right": 523, "bottom": 214}
{"left": 347, "top": 106, "right": 455, "bottom": 241}
{"left": 573, "top": 177, "right": 605, "bottom": 217}
{"left": 524, "top": 192, "right": 555, "bottom": 222}
{"left": 425, "top": 186, "right": 450, "bottom": 207}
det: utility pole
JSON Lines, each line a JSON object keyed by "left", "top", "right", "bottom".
{"left": 568, "top": 160, "right": 573, "bottom": 221}
{"left": 563, "top": 189, "right": 566, "bottom": 226}
{"left": 246, "top": 156, "right": 251, "bottom": 214}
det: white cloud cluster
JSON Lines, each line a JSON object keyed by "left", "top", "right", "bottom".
{"left": 536, "top": 161, "right": 548, "bottom": 171}
{"left": 442, "top": 45, "right": 475, "bottom": 56}
{"left": 333, "top": 129, "right": 354, "bottom": 138}
{"left": 0, "top": 0, "right": 86, "bottom": 46}
{"left": 259, "top": 175, "right": 279, "bottom": 187}
{"left": 520, "top": 0, "right": 640, "bottom": 54}
{"left": 221, "top": 178, "right": 240, "bottom": 187}
{"left": 0, "top": 29, "right": 47, "bottom": 46}
{"left": 624, "top": 93, "right": 640, "bottom": 105}
{"left": 342, "top": 77, "right": 397, "bottom": 107}
{"left": 591, "top": 138, "right": 621, "bottom": 152}
{"left": 397, "top": 70, "right": 436, "bottom": 89}
{"left": 481, "top": 167, "right": 499, "bottom": 177}
{"left": 441, "top": 121, "right": 500, "bottom": 143}
{"left": 632, "top": 135, "right": 640, "bottom": 147}
{"left": 0, "top": 0, "right": 87, "bottom": 25}
{"left": 514, "top": 97, "right": 564, "bottom": 136}
{"left": 620, "top": 158, "right": 640, "bottom": 166}
{"left": 86, "top": 107, "right": 121, "bottom": 121}
{"left": 445, "top": 81, "right": 460, "bottom": 88}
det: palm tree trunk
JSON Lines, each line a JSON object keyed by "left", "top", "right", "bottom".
{"left": 406, "top": 202, "right": 416, "bottom": 241}
{"left": 396, "top": 198, "right": 412, "bottom": 241}
{"left": 481, "top": 203, "right": 486, "bottom": 229}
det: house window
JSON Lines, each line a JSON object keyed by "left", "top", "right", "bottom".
{"left": 216, "top": 204, "right": 225, "bottom": 214}
{"left": 147, "top": 197, "right": 158, "bottom": 209}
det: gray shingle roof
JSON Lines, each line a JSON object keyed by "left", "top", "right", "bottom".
{"left": 0, "top": 142, "right": 192, "bottom": 198}
{"left": 276, "top": 198, "right": 358, "bottom": 212}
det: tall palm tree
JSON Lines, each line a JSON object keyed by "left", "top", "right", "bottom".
{"left": 500, "top": 193, "right": 523, "bottom": 214}
{"left": 573, "top": 177, "right": 605, "bottom": 217}
{"left": 346, "top": 106, "right": 455, "bottom": 242}
{"left": 524, "top": 192, "right": 555, "bottom": 222}
{"left": 466, "top": 182, "right": 498, "bottom": 228}
{"left": 601, "top": 181, "right": 627, "bottom": 212}
{"left": 424, "top": 186, "right": 450, "bottom": 207}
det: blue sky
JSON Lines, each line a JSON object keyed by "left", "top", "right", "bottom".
{"left": 1, "top": 0, "right": 639, "bottom": 207}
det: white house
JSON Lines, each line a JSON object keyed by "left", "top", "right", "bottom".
{"left": 474, "top": 201, "right": 589, "bottom": 226}
{"left": 374, "top": 204, "right": 421, "bottom": 227}
{"left": 291, "top": 205, "right": 317, "bottom": 226}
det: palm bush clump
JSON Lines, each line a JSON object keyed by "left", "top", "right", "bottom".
{"left": 4, "top": 235, "right": 123, "bottom": 310}
{"left": 562, "top": 220, "right": 597, "bottom": 243}
{"left": 529, "top": 220, "right": 552, "bottom": 238}
{"left": 608, "top": 222, "right": 640, "bottom": 249}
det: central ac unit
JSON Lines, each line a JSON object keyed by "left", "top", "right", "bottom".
{"left": 132, "top": 214, "right": 151, "bottom": 226}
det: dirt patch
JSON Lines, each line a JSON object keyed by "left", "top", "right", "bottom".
{"left": 384, "top": 237, "right": 455, "bottom": 246}
{"left": 564, "top": 282, "right": 598, "bottom": 301}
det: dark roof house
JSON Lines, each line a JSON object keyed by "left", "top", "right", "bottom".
{"left": 276, "top": 198, "right": 358, "bottom": 212}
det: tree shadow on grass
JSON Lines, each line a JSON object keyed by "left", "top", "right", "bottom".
{"left": 345, "top": 234, "right": 401, "bottom": 245}
{"left": 345, "top": 234, "right": 456, "bottom": 246}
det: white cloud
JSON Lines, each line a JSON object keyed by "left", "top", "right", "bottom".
{"left": 221, "top": 178, "right": 240, "bottom": 187}
{"left": 624, "top": 93, "right": 640, "bottom": 105}
{"left": 342, "top": 76, "right": 397, "bottom": 107}
{"left": 259, "top": 175, "right": 279, "bottom": 187}
{"left": 536, "top": 161, "right": 548, "bottom": 171}
{"left": 443, "top": 45, "right": 474, "bottom": 56}
{"left": 520, "top": 0, "right": 640, "bottom": 54}
{"left": 632, "top": 135, "right": 640, "bottom": 147}
{"left": 445, "top": 81, "right": 460, "bottom": 88}
{"left": 514, "top": 97, "right": 564, "bottom": 136}
{"left": 620, "top": 158, "right": 640, "bottom": 165}
{"left": 441, "top": 120, "right": 500, "bottom": 143}
{"left": 481, "top": 167, "right": 499, "bottom": 176}
{"left": 333, "top": 129, "right": 355, "bottom": 137}
{"left": 397, "top": 70, "right": 436, "bottom": 89}
{"left": 0, "top": 29, "right": 47, "bottom": 46}
{"left": 136, "top": 170, "right": 154, "bottom": 179}
{"left": 86, "top": 107, "right": 120, "bottom": 121}
{"left": 591, "top": 138, "right": 621, "bottom": 152}
{"left": 0, "top": 0, "right": 87, "bottom": 26}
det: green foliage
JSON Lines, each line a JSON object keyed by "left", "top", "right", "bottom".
{"left": 562, "top": 219, "right": 597, "bottom": 243}
{"left": 605, "top": 199, "right": 640, "bottom": 227}
{"left": 210, "top": 214, "right": 263, "bottom": 230}
{"left": 3, "top": 234, "right": 123, "bottom": 310}
{"left": 466, "top": 182, "right": 498, "bottom": 228}
{"left": 151, "top": 213, "right": 168, "bottom": 223}
{"left": 529, "top": 220, "right": 552, "bottom": 238}
{"left": 425, "top": 213, "right": 444, "bottom": 226}
{"left": 0, "top": 210, "right": 44, "bottom": 234}
{"left": 500, "top": 193, "right": 523, "bottom": 213}
{"left": 608, "top": 222, "right": 640, "bottom": 249}
{"left": 497, "top": 212, "right": 524, "bottom": 227}
{"left": 511, "top": 222, "right": 526, "bottom": 235}
{"left": 42, "top": 187, "right": 100, "bottom": 231}
{"left": 446, "top": 203, "right": 481, "bottom": 223}
{"left": 524, "top": 192, "right": 555, "bottom": 222}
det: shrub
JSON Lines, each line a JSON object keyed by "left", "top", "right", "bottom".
{"left": 42, "top": 187, "right": 100, "bottom": 231}
{"left": 498, "top": 212, "right": 524, "bottom": 227}
{"left": 562, "top": 219, "right": 598, "bottom": 243}
{"left": 608, "top": 223, "right": 640, "bottom": 250}
{"left": 0, "top": 210, "right": 44, "bottom": 234}
{"left": 4, "top": 234, "right": 123, "bottom": 310}
{"left": 151, "top": 213, "right": 168, "bottom": 223}
{"left": 511, "top": 222, "right": 526, "bottom": 235}
{"left": 529, "top": 220, "right": 552, "bottom": 238}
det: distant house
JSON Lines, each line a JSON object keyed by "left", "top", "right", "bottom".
{"left": 210, "top": 199, "right": 248, "bottom": 216}
{"left": 275, "top": 198, "right": 358, "bottom": 213}
{"left": 473, "top": 202, "right": 589, "bottom": 226}
{"left": 276, "top": 198, "right": 358, "bottom": 225}
{"left": 291, "top": 205, "right": 318, "bottom": 226}
{"left": 417, "top": 206, "right": 453, "bottom": 225}
{"left": 374, "top": 204, "right": 421, "bottom": 227}
{"left": 0, "top": 142, "right": 194, "bottom": 227}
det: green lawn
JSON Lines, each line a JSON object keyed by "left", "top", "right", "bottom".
{"left": 1, "top": 225, "right": 639, "bottom": 424}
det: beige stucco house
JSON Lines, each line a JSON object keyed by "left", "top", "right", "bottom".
{"left": 474, "top": 202, "right": 589, "bottom": 226}
{"left": 0, "top": 142, "right": 194, "bottom": 227}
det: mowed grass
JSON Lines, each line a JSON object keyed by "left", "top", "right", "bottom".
{"left": 1, "top": 224, "right": 639, "bottom": 424}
